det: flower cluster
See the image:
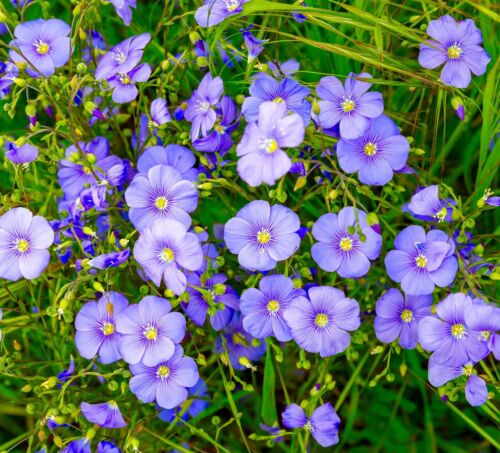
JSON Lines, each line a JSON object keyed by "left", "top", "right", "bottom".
{"left": 0, "top": 2, "right": 497, "bottom": 452}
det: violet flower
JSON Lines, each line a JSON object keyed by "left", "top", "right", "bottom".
{"left": 418, "top": 293, "right": 489, "bottom": 366}
{"left": 95, "top": 33, "right": 150, "bottom": 80}
{"left": 418, "top": 15, "right": 490, "bottom": 88}
{"left": 133, "top": 219, "right": 203, "bottom": 295}
{"left": 385, "top": 226, "right": 458, "bottom": 295}
{"left": 282, "top": 403, "right": 340, "bottom": 447}
{"left": 311, "top": 206, "right": 382, "bottom": 278}
{"left": 107, "top": 63, "right": 151, "bottom": 104}
{"left": 284, "top": 286, "right": 360, "bottom": 357}
{"left": 336, "top": 114, "right": 409, "bottom": 185}
{"left": 237, "top": 102, "right": 305, "bottom": 187}
{"left": 242, "top": 74, "right": 311, "bottom": 125}
{"left": 124, "top": 164, "right": 198, "bottom": 232}
{"left": 374, "top": 288, "right": 432, "bottom": 349}
{"left": 195, "top": 0, "right": 249, "bottom": 28}
{"left": 185, "top": 73, "right": 224, "bottom": 142}
{"left": 317, "top": 72, "right": 383, "bottom": 139}
{"left": 0, "top": 207, "right": 54, "bottom": 281}
{"left": 116, "top": 295, "right": 185, "bottom": 366}
{"left": 80, "top": 401, "right": 127, "bottom": 428}
{"left": 224, "top": 200, "right": 301, "bottom": 271}
{"left": 129, "top": 345, "right": 199, "bottom": 409}
{"left": 9, "top": 19, "right": 70, "bottom": 78}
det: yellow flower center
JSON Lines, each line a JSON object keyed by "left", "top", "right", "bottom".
{"left": 451, "top": 323, "right": 466, "bottom": 340}
{"left": 339, "top": 237, "right": 353, "bottom": 252}
{"left": 157, "top": 365, "right": 170, "bottom": 378}
{"left": 257, "top": 229, "right": 271, "bottom": 244}
{"left": 415, "top": 254, "right": 427, "bottom": 268}
{"left": 447, "top": 45, "right": 462, "bottom": 59}
{"left": 267, "top": 300, "right": 280, "bottom": 313}
{"left": 214, "top": 123, "right": 225, "bottom": 133}
{"left": 119, "top": 74, "right": 131, "bottom": 85}
{"left": 273, "top": 97, "right": 285, "bottom": 104}
{"left": 400, "top": 309, "right": 413, "bottom": 323}
{"left": 226, "top": 0, "right": 239, "bottom": 12}
{"left": 363, "top": 142, "right": 377, "bottom": 156}
{"left": 155, "top": 196, "right": 168, "bottom": 210}
{"left": 16, "top": 239, "right": 29, "bottom": 253}
{"left": 101, "top": 322, "right": 115, "bottom": 336}
{"left": 36, "top": 41, "right": 50, "bottom": 55}
{"left": 341, "top": 99, "right": 355, "bottom": 112}
{"left": 315, "top": 313, "right": 329, "bottom": 328}
{"left": 144, "top": 326, "right": 158, "bottom": 341}
{"left": 262, "top": 138, "right": 279, "bottom": 154}
{"left": 462, "top": 364, "right": 473, "bottom": 377}
{"left": 434, "top": 207, "right": 448, "bottom": 222}
{"left": 160, "top": 248, "right": 175, "bottom": 262}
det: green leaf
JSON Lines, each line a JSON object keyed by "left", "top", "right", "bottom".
{"left": 261, "top": 340, "right": 278, "bottom": 426}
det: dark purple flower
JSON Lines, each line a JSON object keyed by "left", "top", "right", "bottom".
{"left": 116, "top": 295, "right": 185, "bottom": 366}
{"left": 385, "top": 226, "right": 458, "bottom": 295}
{"left": 195, "top": 0, "right": 249, "bottom": 28}
{"left": 336, "top": 114, "right": 409, "bottom": 185}
{"left": 311, "top": 206, "right": 382, "bottom": 278}
{"left": 464, "top": 298, "right": 500, "bottom": 360}
{"left": 216, "top": 312, "right": 266, "bottom": 370}
{"left": 61, "top": 438, "right": 91, "bottom": 453}
{"left": 0, "top": 62, "right": 18, "bottom": 98}
{"left": 185, "top": 73, "right": 224, "bottom": 142}
{"left": 193, "top": 96, "right": 239, "bottom": 153}
{"left": 317, "top": 72, "right": 383, "bottom": 139}
{"left": 110, "top": 0, "right": 136, "bottom": 25}
{"left": 97, "top": 441, "right": 121, "bottom": 453}
{"left": 419, "top": 293, "right": 489, "bottom": 366}
{"left": 406, "top": 185, "right": 454, "bottom": 222}
{"left": 75, "top": 292, "right": 129, "bottom": 364}
{"left": 95, "top": 33, "right": 150, "bottom": 80}
{"left": 57, "top": 357, "right": 75, "bottom": 384}
{"left": 284, "top": 286, "right": 360, "bottom": 357}
{"left": 374, "top": 288, "right": 432, "bottom": 349}
{"left": 129, "top": 345, "right": 199, "bottom": 409}
{"left": 418, "top": 15, "right": 490, "bottom": 88}
{"left": 9, "top": 19, "right": 70, "bottom": 78}
{"left": 0, "top": 207, "right": 54, "bottom": 281}
{"left": 88, "top": 249, "right": 130, "bottom": 270}
{"left": 5, "top": 142, "right": 38, "bottom": 165}
{"left": 240, "top": 274, "right": 304, "bottom": 342}
{"left": 108, "top": 63, "right": 151, "bottom": 104}
{"left": 125, "top": 165, "right": 198, "bottom": 231}
{"left": 150, "top": 98, "right": 172, "bottom": 126}
{"left": 224, "top": 200, "right": 301, "bottom": 271}
{"left": 428, "top": 356, "right": 488, "bottom": 407}
{"left": 241, "top": 25, "right": 267, "bottom": 61}
{"left": 80, "top": 401, "right": 127, "bottom": 428}
{"left": 282, "top": 403, "right": 340, "bottom": 447}
{"left": 242, "top": 74, "right": 311, "bottom": 125}
{"left": 237, "top": 102, "right": 305, "bottom": 186}
{"left": 133, "top": 219, "right": 203, "bottom": 295}
{"left": 137, "top": 145, "right": 198, "bottom": 181}
{"left": 182, "top": 273, "right": 239, "bottom": 331}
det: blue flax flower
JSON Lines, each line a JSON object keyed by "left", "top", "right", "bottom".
{"left": 284, "top": 286, "right": 360, "bottom": 357}
{"left": 282, "top": 403, "right": 340, "bottom": 447}
{"left": 385, "top": 226, "right": 458, "bottom": 295}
